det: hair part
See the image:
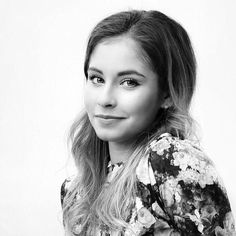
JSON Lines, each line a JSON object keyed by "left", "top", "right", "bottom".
{"left": 63, "top": 9, "right": 197, "bottom": 235}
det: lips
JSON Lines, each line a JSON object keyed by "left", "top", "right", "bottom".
{"left": 95, "top": 114, "right": 125, "bottom": 119}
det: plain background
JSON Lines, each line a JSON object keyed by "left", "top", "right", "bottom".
{"left": 0, "top": 0, "right": 236, "bottom": 235}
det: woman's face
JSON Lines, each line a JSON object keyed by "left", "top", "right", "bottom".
{"left": 84, "top": 36, "right": 164, "bottom": 144}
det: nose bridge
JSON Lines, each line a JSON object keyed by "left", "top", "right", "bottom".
{"left": 98, "top": 80, "right": 116, "bottom": 107}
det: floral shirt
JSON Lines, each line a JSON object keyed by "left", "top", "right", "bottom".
{"left": 61, "top": 133, "right": 236, "bottom": 236}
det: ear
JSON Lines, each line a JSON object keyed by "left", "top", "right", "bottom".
{"left": 161, "top": 95, "right": 172, "bottom": 109}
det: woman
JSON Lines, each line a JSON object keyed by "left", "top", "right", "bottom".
{"left": 61, "top": 10, "right": 236, "bottom": 236}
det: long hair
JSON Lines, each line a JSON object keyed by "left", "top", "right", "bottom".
{"left": 62, "top": 10, "right": 197, "bottom": 235}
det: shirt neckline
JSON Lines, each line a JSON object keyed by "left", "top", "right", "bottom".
{"left": 107, "top": 132, "right": 172, "bottom": 169}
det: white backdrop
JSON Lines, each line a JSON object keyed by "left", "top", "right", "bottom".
{"left": 0, "top": 0, "right": 236, "bottom": 235}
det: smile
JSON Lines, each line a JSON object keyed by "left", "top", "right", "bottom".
{"left": 95, "top": 114, "right": 126, "bottom": 125}
{"left": 95, "top": 114, "right": 126, "bottom": 119}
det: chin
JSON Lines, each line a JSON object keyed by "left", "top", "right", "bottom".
{"left": 95, "top": 130, "right": 138, "bottom": 143}
{"left": 96, "top": 133, "right": 120, "bottom": 142}
{"left": 94, "top": 129, "right": 120, "bottom": 141}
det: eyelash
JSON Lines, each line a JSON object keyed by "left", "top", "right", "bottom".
{"left": 88, "top": 75, "right": 140, "bottom": 88}
{"left": 121, "top": 78, "right": 140, "bottom": 87}
{"left": 88, "top": 75, "right": 104, "bottom": 84}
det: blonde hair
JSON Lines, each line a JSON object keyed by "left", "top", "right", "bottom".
{"left": 62, "top": 9, "right": 197, "bottom": 235}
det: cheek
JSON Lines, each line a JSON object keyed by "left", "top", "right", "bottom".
{"left": 84, "top": 87, "right": 96, "bottom": 115}
{"left": 126, "top": 89, "right": 160, "bottom": 119}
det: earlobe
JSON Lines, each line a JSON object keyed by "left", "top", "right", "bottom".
{"left": 161, "top": 96, "right": 172, "bottom": 109}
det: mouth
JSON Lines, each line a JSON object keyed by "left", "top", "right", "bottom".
{"left": 95, "top": 114, "right": 126, "bottom": 119}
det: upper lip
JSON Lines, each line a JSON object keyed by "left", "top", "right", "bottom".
{"left": 95, "top": 114, "right": 125, "bottom": 119}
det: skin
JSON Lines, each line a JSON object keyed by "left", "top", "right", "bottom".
{"left": 84, "top": 36, "right": 165, "bottom": 164}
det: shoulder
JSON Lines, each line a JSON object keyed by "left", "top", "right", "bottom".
{"left": 147, "top": 132, "right": 223, "bottom": 189}
{"left": 137, "top": 132, "right": 213, "bottom": 185}
{"left": 136, "top": 133, "right": 236, "bottom": 235}
{"left": 149, "top": 132, "right": 205, "bottom": 162}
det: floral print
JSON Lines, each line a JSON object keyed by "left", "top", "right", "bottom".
{"left": 61, "top": 133, "right": 236, "bottom": 236}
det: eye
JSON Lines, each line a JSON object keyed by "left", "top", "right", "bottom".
{"left": 121, "top": 78, "right": 140, "bottom": 88}
{"left": 88, "top": 75, "right": 104, "bottom": 85}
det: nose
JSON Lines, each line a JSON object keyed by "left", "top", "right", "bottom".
{"left": 97, "top": 84, "right": 117, "bottom": 108}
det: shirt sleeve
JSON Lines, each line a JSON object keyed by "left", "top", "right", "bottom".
{"left": 147, "top": 134, "right": 236, "bottom": 236}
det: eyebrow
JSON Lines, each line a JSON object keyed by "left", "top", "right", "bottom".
{"left": 88, "top": 67, "right": 146, "bottom": 78}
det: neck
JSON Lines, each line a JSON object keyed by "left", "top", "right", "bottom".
{"left": 108, "top": 141, "right": 135, "bottom": 164}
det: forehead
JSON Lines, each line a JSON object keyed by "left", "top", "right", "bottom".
{"left": 88, "top": 36, "right": 151, "bottom": 72}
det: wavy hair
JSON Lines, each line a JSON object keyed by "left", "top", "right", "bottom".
{"left": 62, "top": 9, "right": 197, "bottom": 235}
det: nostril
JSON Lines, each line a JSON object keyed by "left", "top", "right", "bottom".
{"left": 104, "top": 104, "right": 113, "bottom": 108}
{"left": 98, "top": 101, "right": 116, "bottom": 108}
{"left": 98, "top": 94, "right": 116, "bottom": 108}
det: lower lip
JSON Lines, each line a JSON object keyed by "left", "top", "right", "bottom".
{"left": 96, "top": 117, "right": 124, "bottom": 125}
